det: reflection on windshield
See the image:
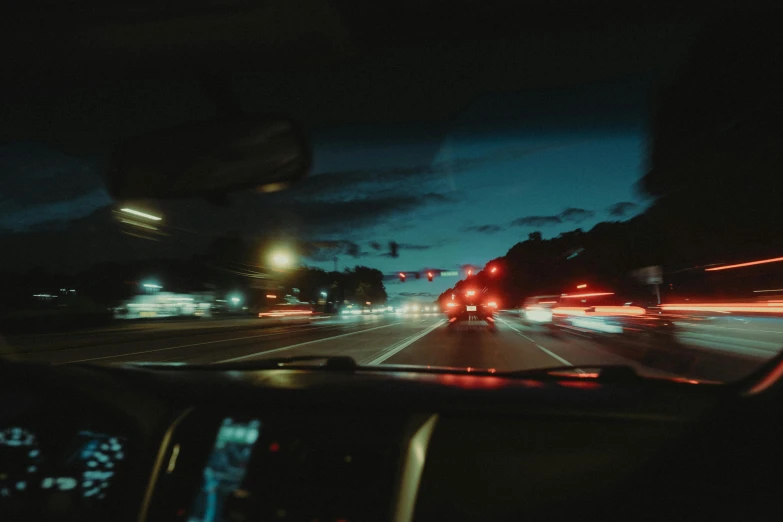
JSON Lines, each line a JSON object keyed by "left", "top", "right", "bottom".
{"left": 2, "top": 7, "right": 783, "bottom": 385}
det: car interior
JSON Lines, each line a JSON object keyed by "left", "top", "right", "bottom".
{"left": 3, "top": 357, "right": 783, "bottom": 521}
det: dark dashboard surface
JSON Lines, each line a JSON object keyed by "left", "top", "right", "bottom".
{"left": 1, "top": 361, "right": 782, "bottom": 522}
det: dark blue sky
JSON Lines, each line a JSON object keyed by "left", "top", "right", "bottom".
{"left": 309, "top": 129, "right": 645, "bottom": 300}
{"left": 0, "top": 124, "right": 646, "bottom": 302}
{"left": 0, "top": 3, "right": 668, "bottom": 300}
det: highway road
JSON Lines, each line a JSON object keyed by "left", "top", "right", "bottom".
{"left": 1, "top": 313, "right": 776, "bottom": 382}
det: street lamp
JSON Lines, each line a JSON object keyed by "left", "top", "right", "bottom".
{"left": 320, "top": 291, "right": 328, "bottom": 298}
{"left": 269, "top": 250, "right": 293, "bottom": 268}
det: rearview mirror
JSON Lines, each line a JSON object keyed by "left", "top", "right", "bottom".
{"left": 104, "top": 117, "right": 311, "bottom": 200}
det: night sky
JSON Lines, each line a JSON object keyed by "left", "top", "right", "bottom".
{"left": 1, "top": 0, "right": 702, "bottom": 302}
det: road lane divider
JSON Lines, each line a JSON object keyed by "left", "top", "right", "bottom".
{"left": 496, "top": 317, "right": 580, "bottom": 369}
{"left": 54, "top": 323, "right": 351, "bottom": 365}
{"left": 216, "top": 321, "right": 406, "bottom": 363}
{"left": 364, "top": 320, "right": 446, "bottom": 365}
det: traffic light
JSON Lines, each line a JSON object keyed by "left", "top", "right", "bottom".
{"left": 399, "top": 272, "right": 406, "bottom": 282}
{"left": 467, "top": 269, "right": 473, "bottom": 276}
{"left": 427, "top": 272, "right": 433, "bottom": 282}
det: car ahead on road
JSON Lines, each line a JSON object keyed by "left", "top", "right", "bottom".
{"left": 445, "top": 289, "right": 498, "bottom": 330}
{"left": 521, "top": 295, "right": 561, "bottom": 324}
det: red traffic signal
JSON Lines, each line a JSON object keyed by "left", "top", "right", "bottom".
{"left": 399, "top": 272, "right": 406, "bottom": 282}
{"left": 427, "top": 272, "right": 433, "bottom": 282}
{"left": 490, "top": 266, "right": 497, "bottom": 273}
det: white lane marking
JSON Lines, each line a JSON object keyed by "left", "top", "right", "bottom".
{"left": 497, "top": 317, "right": 577, "bottom": 368}
{"left": 364, "top": 320, "right": 446, "bottom": 365}
{"left": 53, "top": 323, "right": 346, "bottom": 365}
{"left": 216, "top": 321, "right": 405, "bottom": 363}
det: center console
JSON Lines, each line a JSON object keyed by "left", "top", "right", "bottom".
{"left": 144, "top": 409, "right": 437, "bottom": 522}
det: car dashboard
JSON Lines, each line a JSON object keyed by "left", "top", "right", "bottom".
{"left": 1, "top": 360, "right": 782, "bottom": 522}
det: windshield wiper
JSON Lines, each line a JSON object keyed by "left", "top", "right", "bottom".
{"left": 505, "top": 365, "right": 640, "bottom": 382}
{"left": 217, "top": 355, "right": 358, "bottom": 371}
{"left": 122, "top": 355, "right": 359, "bottom": 372}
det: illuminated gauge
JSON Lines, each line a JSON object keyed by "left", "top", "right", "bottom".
{"left": 71, "top": 432, "right": 126, "bottom": 500}
{"left": 0, "top": 427, "right": 43, "bottom": 499}
{"left": 0, "top": 427, "right": 36, "bottom": 447}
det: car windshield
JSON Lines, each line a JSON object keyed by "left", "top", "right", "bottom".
{"left": 2, "top": 2, "right": 783, "bottom": 384}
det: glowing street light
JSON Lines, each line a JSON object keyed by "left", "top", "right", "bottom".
{"left": 269, "top": 250, "right": 293, "bottom": 268}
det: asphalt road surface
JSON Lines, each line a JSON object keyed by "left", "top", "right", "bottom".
{"left": 2, "top": 313, "right": 777, "bottom": 382}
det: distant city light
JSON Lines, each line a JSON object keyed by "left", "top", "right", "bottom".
{"left": 266, "top": 294, "right": 277, "bottom": 299}
{"left": 320, "top": 291, "right": 328, "bottom": 297}
{"left": 576, "top": 283, "right": 587, "bottom": 289}
{"left": 120, "top": 208, "right": 162, "bottom": 221}
{"left": 143, "top": 283, "right": 162, "bottom": 289}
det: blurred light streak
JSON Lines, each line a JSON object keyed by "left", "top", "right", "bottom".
{"left": 661, "top": 303, "right": 783, "bottom": 313}
{"left": 553, "top": 307, "right": 589, "bottom": 316}
{"left": 571, "top": 317, "right": 623, "bottom": 334}
{"left": 754, "top": 289, "right": 783, "bottom": 293}
{"left": 258, "top": 310, "right": 313, "bottom": 318}
{"left": 705, "top": 256, "right": 783, "bottom": 271}
{"left": 119, "top": 218, "right": 158, "bottom": 231}
{"left": 561, "top": 292, "right": 614, "bottom": 298}
{"left": 524, "top": 308, "right": 553, "bottom": 323}
{"left": 120, "top": 208, "right": 162, "bottom": 221}
{"left": 576, "top": 284, "right": 587, "bottom": 289}
{"left": 592, "top": 306, "right": 645, "bottom": 316}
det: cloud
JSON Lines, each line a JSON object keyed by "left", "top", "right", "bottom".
{"left": 558, "top": 207, "right": 595, "bottom": 223}
{"left": 462, "top": 224, "right": 505, "bottom": 234}
{"left": 606, "top": 201, "right": 638, "bottom": 217}
{"left": 511, "top": 215, "right": 562, "bottom": 227}
{"left": 398, "top": 243, "right": 432, "bottom": 250}
{"left": 301, "top": 141, "right": 574, "bottom": 203}
{"left": 511, "top": 207, "right": 595, "bottom": 228}
{"left": 302, "top": 240, "right": 367, "bottom": 262}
